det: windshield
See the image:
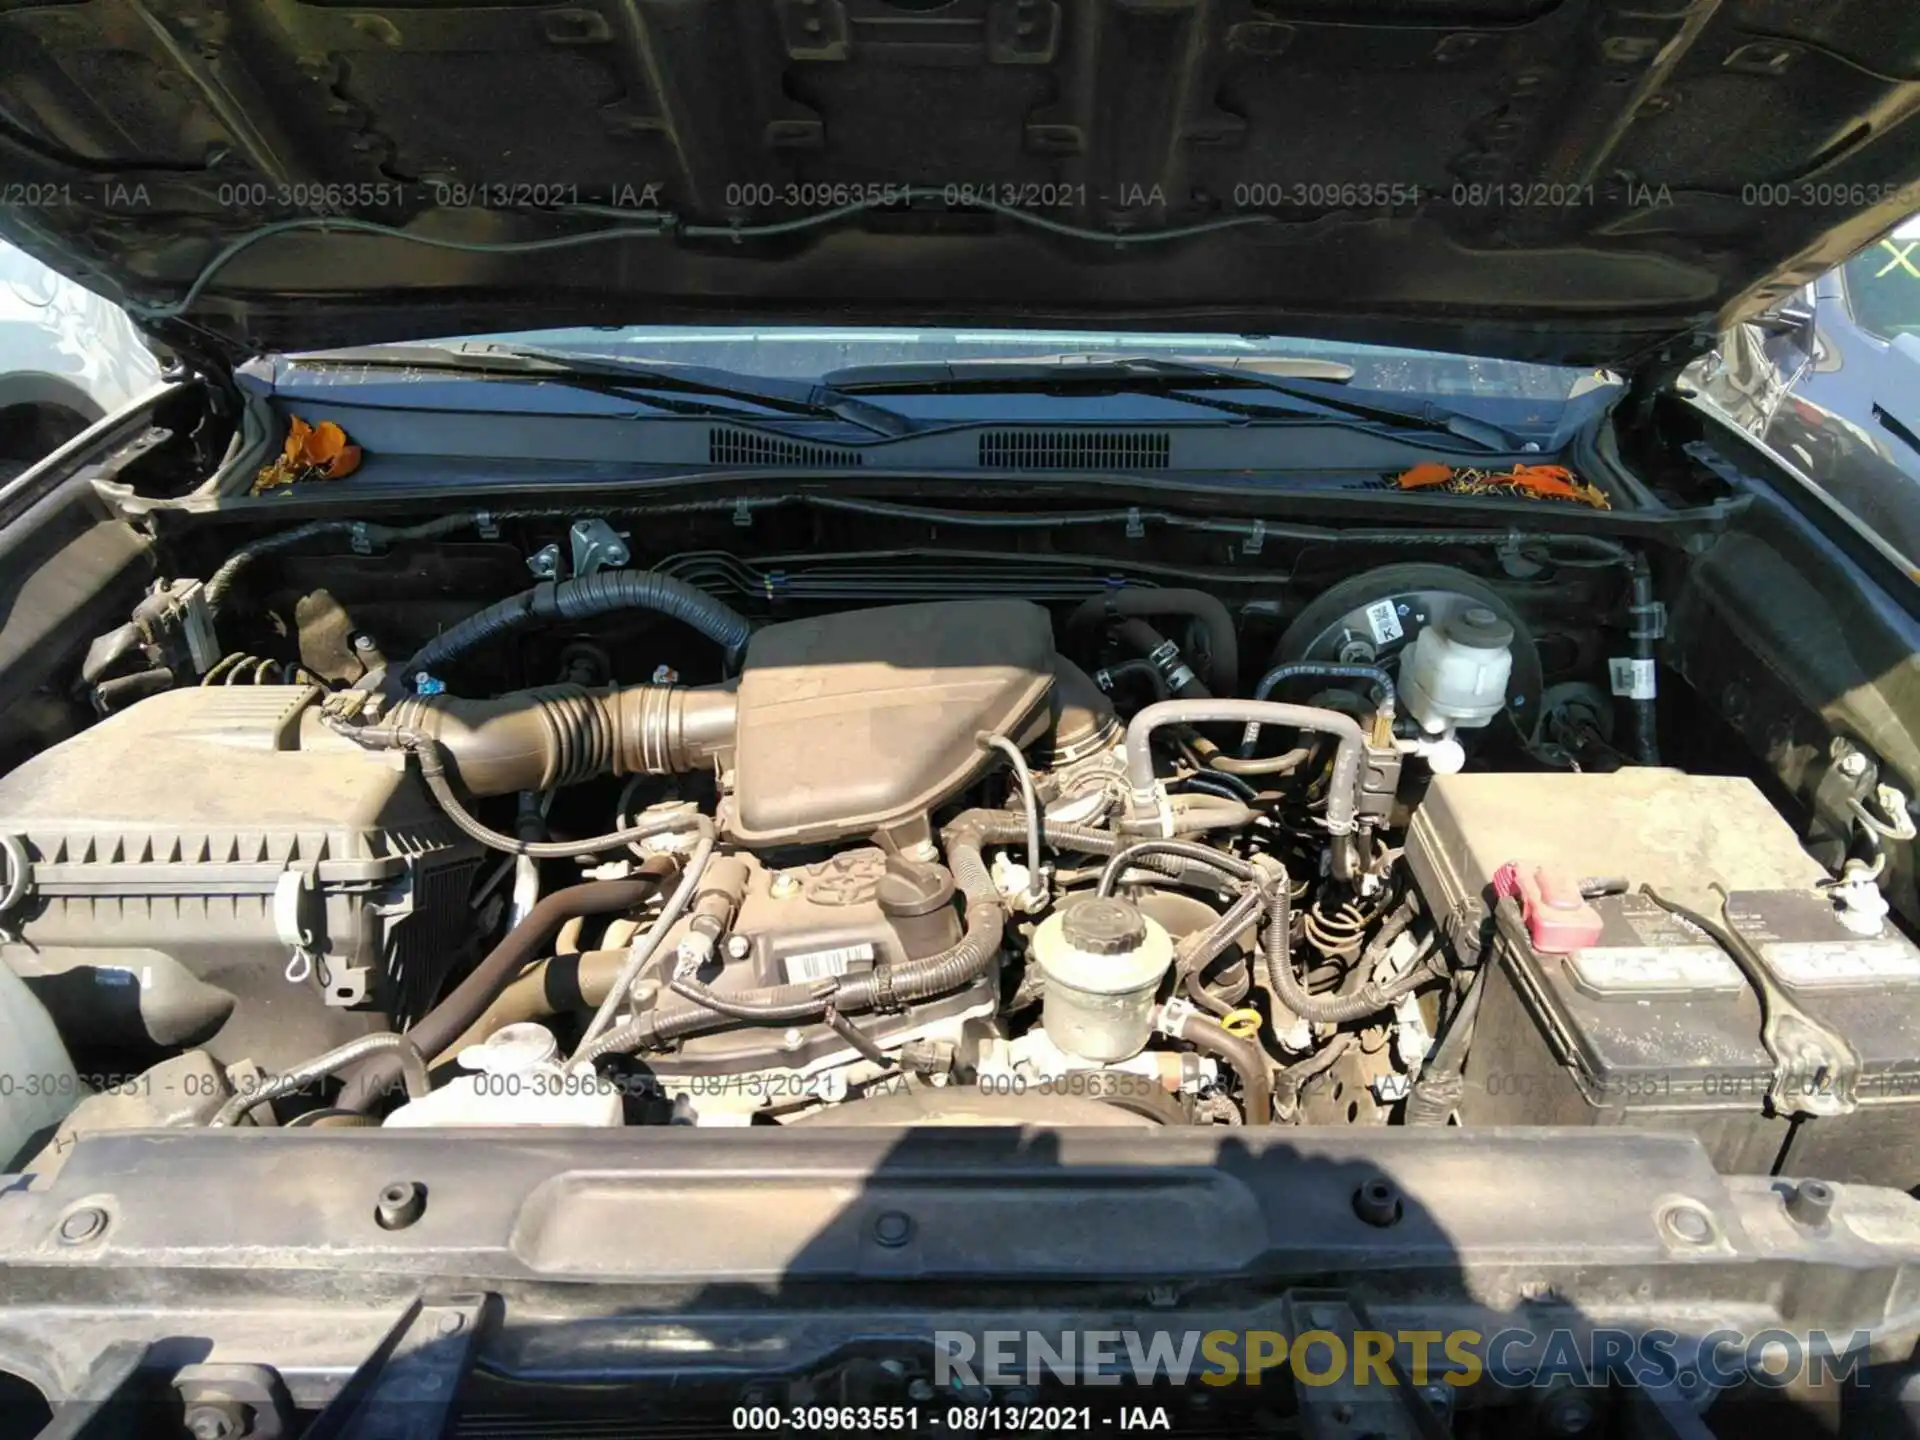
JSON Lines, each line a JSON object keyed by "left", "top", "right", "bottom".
{"left": 1843, "top": 234, "right": 1920, "bottom": 341}
{"left": 412, "top": 326, "right": 1594, "bottom": 402}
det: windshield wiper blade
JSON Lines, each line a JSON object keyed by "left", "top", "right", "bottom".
{"left": 828, "top": 353, "right": 1524, "bottom": 451}
{"left": 292, "top": 343, "right": 915, "bottom": 438}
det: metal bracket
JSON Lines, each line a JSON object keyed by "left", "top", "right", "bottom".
{"left": 474, "top": 511, "right": 499, "bottom": 540}
{"left": 569, "top": 518, "right": 630, "bottom": 577}
{"left": 1125, "top": 506, "right": 1145, "bottom": 539}
{"left": 174, "top": 1363, "right": 296, "bottom": 1440}
{"left": 349, "top": 522, "right": 373, "bottom": 556}
{"left": 526, "top": 544, "right": 561, "bottom": 580}
{"left": 733, "top": 499, "right": 755, "bottom": 528}
{"left": 1241, "top": 519, "right": 1267, "bottom": 556}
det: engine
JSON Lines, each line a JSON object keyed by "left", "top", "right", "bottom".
{"left": 6, "top": 518, "right": 1916, "bottom": 1192}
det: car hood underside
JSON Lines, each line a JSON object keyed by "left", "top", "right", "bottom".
{"left": 3, "top": 0, "right": 1920, "bottom": 370}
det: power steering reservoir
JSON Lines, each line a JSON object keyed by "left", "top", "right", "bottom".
{"left": 1034, "top": 897, "right": 1175, "bottom": 1062}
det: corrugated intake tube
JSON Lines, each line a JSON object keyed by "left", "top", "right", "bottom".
{"left": 405, "top": 572, "right": 754, "bottom": 678}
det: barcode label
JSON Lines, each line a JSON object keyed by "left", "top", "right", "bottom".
{"left": 784, "top": 942, "right": 875, "bottom": 984}
{"left": 1364, "top": 600, "right": 1404, "bottom": 645}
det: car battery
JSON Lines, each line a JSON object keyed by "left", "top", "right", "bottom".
{"left": 1404, "top": 769, "right": 1920, "bottom": 1184}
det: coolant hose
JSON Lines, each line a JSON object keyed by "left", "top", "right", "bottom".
{"left": 212, "top": 1032, "right": 430, "bottom": 1127}
{"left": 405, "top": 572, "right": 754, "bottom": 679}
{"left": 1066, "top": 589, "right": 1239, "bottom": 696}
{"left": 340, "top": 871, "right": 670, "bottom": 1110}
{"left": 1124, "top": 700, "right": 1367, "bottom": 838}
{"left": 1156, "top": 1004, "right": 1272, "bottom": 1125}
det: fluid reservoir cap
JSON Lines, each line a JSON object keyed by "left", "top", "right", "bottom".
{"left": 1060, "top": 897, "right": 1149, "bottom": 956}
{"left": 1444, "top": 605, "right": 1515, "bottom": 651}
{"left": 876, "top": 857, "right": 957, "bottom": 918}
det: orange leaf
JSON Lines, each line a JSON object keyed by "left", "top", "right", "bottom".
{"left": 281, "top": 416, "right": 311, "bottom": 464}
{"left": 325, "top": 444, "right": 362, "bottom": 479}
{"left": 304, "top": 421, "right": 349, "bottom": 465}
{"left": 1397, "top": 462, "right": 1455, "bottom": 490}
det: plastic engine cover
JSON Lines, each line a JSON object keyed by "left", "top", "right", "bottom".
{"left": 725, "top": 600, "right": 1055, "bottom": 846}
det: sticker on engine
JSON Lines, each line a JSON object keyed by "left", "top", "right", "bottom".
{"left": 1363, "top": 600, "right": 1405, "bottom": 645}
{"left": 783, "top": 942, "right": 876, "bottom": 984}
{"left": 1608, "top": 657, "right": 1657, "bottom": 700}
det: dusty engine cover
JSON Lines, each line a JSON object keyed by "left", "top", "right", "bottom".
{"left": 724, "top": 600, "right": 1055, "bottom": 847}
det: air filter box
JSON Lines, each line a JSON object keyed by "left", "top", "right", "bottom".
{"left": 1406, "top": 770, "right": 1920, "bottom": 1184}
{"left": 0, "top": 686, "right": 481, "bottom": 1067}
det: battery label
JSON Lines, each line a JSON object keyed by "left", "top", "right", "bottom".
{"left": 1566, "top": 945, "right": 1746, "bottom": 995}
{"left": 1761, "top": 940, "right": 1920, "bottom": 987}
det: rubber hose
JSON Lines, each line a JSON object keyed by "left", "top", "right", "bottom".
{"left": 1114, "top": 619, "right": 1212, "bottom": 699}
{"left": 1159, "top": 1007, "right": 1271, "bottom": 1125}
{"left": 1096, "top": 839, "right": 1257, "bottom": 896}
{"left": 570, "top": 830, "right": 716, "bottom": 1060}
{"left": 406, "top": 571, "right": 753, "bottom": 678}
{"left": 211, "top": 1032, "right": 430, "bottom": 1127}
{"left": 205, "top": 515, "right": 476, "bottom": 613}
{"left": 407, "top": 732, "right": 712, "bottom": 858}
{"left": 1066, "top": 589, "right": 1238, "bottom": 696}
{"left": 342, "top": 872, "right": 668, "bottom": 1110}
{"left": 435, "top": 947, "right": 632, "bottom": 1062}
{"left": 1259, "top": 879, "right": 1406, "bottom": 1024}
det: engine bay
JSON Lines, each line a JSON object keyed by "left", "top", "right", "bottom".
{"left": 3, "top": 502, "right": 1915, "bottom": 1185}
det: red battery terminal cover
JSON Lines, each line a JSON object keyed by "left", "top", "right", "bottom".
{"left": 1493, "top": 860, "right": 1605, "bottom": 954}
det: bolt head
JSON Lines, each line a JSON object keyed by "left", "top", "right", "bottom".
{"left": 724, "top": 933, "right": 754, "bottom": 961}
{"left": 183, "top": 1406, "right": 236, "bottom": 1440}
{"left": 1838, "top": 751, "right": 1869, "bottom": 778}
{"left": 57, "top": 1206, "right": 108, "bottom": 1245}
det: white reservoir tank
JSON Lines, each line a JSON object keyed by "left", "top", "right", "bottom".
{"left": 1400, "top": 605, "right": 1515, "bottom": 733}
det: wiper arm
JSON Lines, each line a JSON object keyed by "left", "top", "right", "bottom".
{"left": 830, "top": 353, "right": 1524, "bottom": 451}
{"left": 293, "top": 343, "right": 914, "bottom": 438}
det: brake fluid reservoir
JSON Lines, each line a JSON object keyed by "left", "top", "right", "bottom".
{"left": 1034, "top": 897, "right": 1174, "bottom": 1062}
{"left": 1400, "top": 605, "right": 1515, "bottom": 733}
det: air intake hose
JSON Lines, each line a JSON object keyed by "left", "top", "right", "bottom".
{"left": 404, "top": 572, "right": 754, "bottom": 679}
{"left": 379, "top": 682, "right": 738, "bottom": 796}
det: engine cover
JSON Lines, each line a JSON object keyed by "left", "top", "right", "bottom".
{"left": 724, "top": 600, "right": 1055, "bottom": 846}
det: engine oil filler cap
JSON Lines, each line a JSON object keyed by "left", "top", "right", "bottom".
{"left": 1495, "top": 861, "right": 1603, "bottom": 954}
